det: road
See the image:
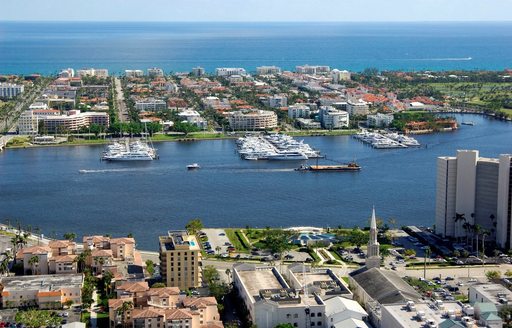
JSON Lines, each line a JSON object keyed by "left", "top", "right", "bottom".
{"left": 114, "top": 77, "right": 129, "bottom": 122}
{"left": 2, "top": 79, "right": 50, "bottom": 133}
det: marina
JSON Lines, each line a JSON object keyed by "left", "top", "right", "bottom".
{"left": 236, "top": 133, "right": 322, "bottom": 160}
{"left": 101, "top": 138, "right": 158, "bottom": 161}
{"left": 0, "top": 114, "right": 510, "bottom": 249}
{"left": 353, "top": 130, "right": 420, "bottom": 149}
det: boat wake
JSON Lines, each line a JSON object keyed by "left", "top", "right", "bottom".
{"left": 405, "top": 57, "right": 473, "bottom": 61}
{"left": 78, "top": 168, "right": 143, "bottom": 174}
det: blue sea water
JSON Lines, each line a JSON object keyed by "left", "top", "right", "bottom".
{"left": 0, "top": 114, "right": 511, "bottom": 249}
{"left": 0, "top": 22, "right": 511, "bottom": 74}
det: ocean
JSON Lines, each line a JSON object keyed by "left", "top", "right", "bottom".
{"left": 1, "top": 114, "right": 511, "bottom": 249}
{"left": 0, "top": 21, "right": 511, "bottom": 74}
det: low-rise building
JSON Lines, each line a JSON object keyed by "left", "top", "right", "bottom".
{"left": 296, "top": 65, "right": 331, "bottom": 75}
{"left": 0, "top": 83, "right": 24, "bottom": 98}
{"left": 228, "top": 109, "right": 278, "bottom": 130}
{"left": 366, "top": 113, "right": 394, "bottom": 128}
{"left": 16, "top": 246, "right": 52, "bottom": 275}
{"left": 347, "top": 100, "right": 370, "bottom": 116}
{"left": 319, "top": 106, "right": 349, "bottom": 129}
{"left": 147, "top": 67, "right": 164, "bottom": 78}
{"left": 469, "top": 284, "right": 512, "bottom": 310}
{"left": 288, "top": 104, "right": 311, "bottom": 119}
{"left": 125, "top": 70, "right": 144, "bottom": 78}
{"left": 40, "top": 110, "right": 110, "bottom": 133}
{"left": 296, "top": 118, "right": 321, "bottom": 129}
{"left": 267, "top": 95, "right": 288, "bottom": 108}
{"left": 110, "top": 238, "right": 135, "bottom": 261}
{"left": 215, "top": 67, "right": 246, "bottom": 77}
{"left": 135, "top": 98, "right": 167, "bottom": 111}
{"left": 1, "top": 274, "right": 83, "bottom": 309}
{"left": 233, "top": 264, "right": 326, "bottom": 328}
{"left": 177, "top": 109, "right": 208, "bottom": 130}
{"left": 256, "top": 66, "right": 282, "bottom": 75}
{"left": 18, "top": 110, "right": 39, "bottom": 135}
{"left": 159, "top": 230, "right": 202, "bottom": 290}
{"left": 381, "top": 301, "right": 471, "bottom": 328}
{"left": 331, "top": 69, "right": 351, "bottom": 83}
{"left": 76, "top": 68, "right": 109, "bottom": 78}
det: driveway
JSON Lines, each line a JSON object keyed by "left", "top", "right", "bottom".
{"left": 202, "top": 228, "right": 230, "bottom": 255}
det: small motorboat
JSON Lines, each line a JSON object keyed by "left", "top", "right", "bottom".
{"left": 187, "top": 163, "right": 201, "bottom": 170}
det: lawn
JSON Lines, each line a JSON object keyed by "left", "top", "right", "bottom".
{"left": 225, "top": 229, "right": 250, "bottom": 253}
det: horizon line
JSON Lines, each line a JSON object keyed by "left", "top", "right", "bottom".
{"left": 2, "top": 19, "right": 512, "bottom": 24}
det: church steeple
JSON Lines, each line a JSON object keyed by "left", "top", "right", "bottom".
{"left": 366, "top": 206, "right": 381, "bottom": 269}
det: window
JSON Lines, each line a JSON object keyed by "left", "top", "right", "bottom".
{"left": 317, "top": 313, "right": 321, "bottom": 317}
{"left": 293, "top": 324, "right": 298, "bottom": 327}
{"left": 286, "top": 314, "right": 291, "bottom": 319}
{"left": 293, "top": 314, "right": 298, "bottom": 319}
{"left": 311, "top": 323, "right": 315, "bottom": 326}
{"left": 317, "top": 322, "right": 321, "bottom": 326}
{"left": 311, "top": 313, "right": 315, "bottom": 317}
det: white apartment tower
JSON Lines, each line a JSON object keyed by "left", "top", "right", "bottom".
{"left": 435, "top": 150, "right": 512, "bottom": 249}
{"left": 366, "top": 207, "right": 380, "bottom": 269}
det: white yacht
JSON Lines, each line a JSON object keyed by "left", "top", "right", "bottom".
{"left": 101, "top": 138, "right": 158, "bottom": 161}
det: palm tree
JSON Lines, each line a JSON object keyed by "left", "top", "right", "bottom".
{"left": 423, "top": 246, "right": 431, "bottom": 279}
{"left": 215, "top": 246, "right": 221, "bottom": 255}
{"left": 0, "top": 250, "right": 13, "bottom": 276}
{"left": 473, "top": 224, "right": 482, "bottom": 257}
{"left": 28, "top": 255, "right": 39, "bottom": 275}
{"left": 103, "top": 270, "right": 114, "bottom": 296}
{"left": 116, "top": 300, "right": 133, "bottom": 328}
{"left": 454, "top": 213, "right": 466, "bottom": 243}
{"left": 75, "top": 249, "right": 91, "bottom": 273}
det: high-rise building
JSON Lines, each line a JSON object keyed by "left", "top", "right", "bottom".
{"left": 366, "top": 207, "right": 380, "bottom": 269}
{"left": 435, "top": 150, "right": 512, "bottom": 249}
{"left": 215, "top": 67, "right": 246, "bottom": 77}
{"left": 191, "top": 67, "right": 205, "bottom": 77}
{"left": 159, "top": 231, "right": 202, "bottom": 290}
{"left": 256, "top": 66, "right": 281, "bottom": 75}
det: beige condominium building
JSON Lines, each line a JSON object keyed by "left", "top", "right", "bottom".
{"left": 228, "top": 109, "right": 278, "bottom": 130}
{"left": 435, "top": 150, "right": 512, "bottom": 249}
{"left": 159, "top": 231, "right": 202, "bottom": 290}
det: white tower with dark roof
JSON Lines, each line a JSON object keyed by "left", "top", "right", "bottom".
{"left": 366, "top": 207, "right": 381, "bottom": 269}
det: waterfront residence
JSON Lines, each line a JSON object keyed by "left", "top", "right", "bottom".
{"left": 319, "top": 106, "right": 349, "bottom": 129}
{"left": 39, "top": 110, "right": 110, "bottom": 133}
{"left": 159, "top": 231, "right": 202, "bottom": 290}
{"left": 288, "top": 104, "right": 311, "bottom": 119}
{"left": 228, "top": 109, "right": 278, "bottom": 130}
{"left": 16, "top": 245, "right": 52, "bottom": 275}
{"left": 435, "top": 150, "right": 512, "bottom": 249}
{"left": 256, "top": 66, "right": 282, "bottom": 75}
{"left": 147, "top": 67, "right": 164, "bottom": 78}
{"left": 0, "top": 274, "right": 83, "bottom": 309}
{"left": 366, "top": 113, "right": 394, "bottom": 128}
{"left": 330, "top": 69, "right": 351, "bottom": 83}
{"left": 347, "top": 99, "right": 370, "bottom": 116}
{"left": 76, "top": 68, "right": 109, "bottom": 78}
{"left": 125, "top": 70, "right": 144, "bottom": 78}
{"left": 215, "top": 67, "right": 246, "bottom": 77}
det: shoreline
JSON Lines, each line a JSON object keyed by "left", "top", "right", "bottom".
{"left": 4, "top": 129, "right": 359, "bottom": 150}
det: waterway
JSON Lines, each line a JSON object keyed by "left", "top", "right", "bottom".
{"left": 0, "top": 114, "right": 511, "bottom": 249}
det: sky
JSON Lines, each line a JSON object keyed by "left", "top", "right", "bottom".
{"left": 2, "top": 0, "right": 512, "bottom": 22}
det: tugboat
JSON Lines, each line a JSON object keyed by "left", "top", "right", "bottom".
{"left": 187, "top": 163, "right": 201, "bottom": 170}
{"left": 295, "top": 162, "right": 361, "bottom": 172}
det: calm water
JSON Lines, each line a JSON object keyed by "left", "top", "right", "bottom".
{"left": 0, "top": 114, "right": 511, "bottom": 249}
{"left": 1, "top": 22, "right": 512, "bottom": 74}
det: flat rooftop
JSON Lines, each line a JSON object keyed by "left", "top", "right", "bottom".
{"left": 383, "top": 302, "right": 465, "bottom": 328}
{"left": 471, "top": 283, "right": 512, "bottom": 303}
{"left": 159, "top": 231, "right": 200, "bottom": 251}
{"left": 2, "top": 274, "right": 84, "bottom": 291}
{"left": 238, "top": 267, "right": 284, "bottom": 297}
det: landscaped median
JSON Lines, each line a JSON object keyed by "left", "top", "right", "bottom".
{"left": 224, "top": 229, "right": 250, "bottom": 253}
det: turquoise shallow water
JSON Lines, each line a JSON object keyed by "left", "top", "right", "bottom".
{"left": 0, "top": 22, "right": 511, "bottom": 74}
{"left": 0, "top": 114, "right": 511, "bottom": 249}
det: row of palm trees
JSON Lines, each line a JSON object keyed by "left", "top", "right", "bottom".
{"left": 454, "top": 212, "right": 496, "bottom": 257}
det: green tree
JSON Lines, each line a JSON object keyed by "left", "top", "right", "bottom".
{"left": 275, "top": 324, "right": 294, "bottom": 328}
{"left": 263, "top": 229, "right": 293, "bottom": 258}
{"left": 117, "top": 300, "right": 134, "bottom": 328}
{"left": 347, "top": 228, "right": 369, "bottom": 248}
{"left": 185, "top": 218, "right": 204, "bottom": 235}
{"left": 505, "top": 270, "right": 512, "bottom": 278}
{"left": 499, "top": 305, "right": 512, "bottom": 327}
{"left": 145, "top": 260, "right": 155, "bottom": 276}
{"left": 404, "top": 249, "right": 416, "bottom": 257}
{"left": 151, "top": 282, "right": 166, "bottom": 288}
{"left": 0, "top": 250, "right": 13, "bottom": 276}
{"left": 28, "top": 255, "right": 39, "bottom": 275}
{"left": 63, "top": 232, "right": 77, "bottom": 241}
{"left": 486, "top": 270, "right": 501, "bottom": 281}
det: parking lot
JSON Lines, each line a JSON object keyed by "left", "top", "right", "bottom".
{"left": 202, "top": 228, "right": 231, "bottom": 256}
